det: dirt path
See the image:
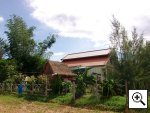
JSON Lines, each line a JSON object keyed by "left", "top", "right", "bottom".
{"left": 0, "top": 95, "right": 117, "bottom": 113}
{"left": 0, "top": 101, "right": 116, "bottom": 113}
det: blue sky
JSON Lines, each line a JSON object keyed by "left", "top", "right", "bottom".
{"left": 0, "top": 0, "right": 150, "bottom": 61}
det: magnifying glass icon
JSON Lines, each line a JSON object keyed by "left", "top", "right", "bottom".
{"left": 132, "top": 92, "right": 146, "bottom": 106}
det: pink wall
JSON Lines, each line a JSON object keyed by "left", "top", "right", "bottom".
{"left": 62, "top": 55, "right": 109, "bottom": 67}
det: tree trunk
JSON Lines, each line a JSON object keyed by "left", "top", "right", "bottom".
{"left": 125, "top": 80, "right": 129, "bottom": 113}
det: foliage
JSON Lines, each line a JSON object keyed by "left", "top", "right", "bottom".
{"left": 19, "top": 55, "right": 46, "bottom": 76}
{"left": 50, "top": 76, "right": 63, "bottom": 95}
{"left": 50, "top": 93, "right": 72, "bottom": 104}
{"left": 62, "top": 81, "right": 72, "bottom": 94}
{"left": 100, "top": 79, "right": 124, "bottom": 97}
{"left": 109, "top": 17, "right": 150, "bottom": 92}
{"left": 37, "top": 75, "right": 46, "bottom": 84}
{"left": 4, "top": 73, "right": 25, "bottom": 84}
{"left": 74, "top": 68, "right": 95, "bottom": 98}
{"left": 25, "top": 75, "right": 37, "bottom": 83}
{"left": 138, "top": 41, "right": 150, "bottom": 86}
{"left": 4, "top": 15, "right": 56, "bottom": 76}
{"left": 82, "top": 69, "right": 95, "bottom": 86}
{"left": 0, "top": 59, "right": 18, "bottom": 82}
{"left": 36, "top": 34, "right": 56, "bottom": 56}
{"left": 5, "top": 15, "right": 36, "bottom": 59}
{"left": 24, "top": 94, "right": 48, "bottom": 102}
{"left": 0, "top": 37, "right": 6, "bottom": 59}
{"left": 75, "top": 75, "right": 86, "bottom": 98}
{"left": 75, "top": 94, "right": 126, "bottom": 111}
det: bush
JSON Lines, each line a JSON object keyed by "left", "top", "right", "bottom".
{"left": 24, "top": 94, "right": 48, "bottom": 102}
{"left": 101, "top": 79, "right": 124, "bottom": 97}
{"left": 0, "top": 59, "right": 18, "bottom": 82}
{"left": 4, "top": 73, "right": 25, "bottom": 84}
{"left": 50, "top": 76, "right": 63, "bottom": 95}
{"left": 62, "top": 81, "right": 72, "bottom": 94}
{"left": 75, "top": 75, "right": 86, "bottom": 98}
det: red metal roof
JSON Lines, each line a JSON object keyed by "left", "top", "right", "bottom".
{"left": 62, "top": 49, "right": 110, "bottom": 60}
{"left": 63, "top": 56, "right": 109, "bottom": 67}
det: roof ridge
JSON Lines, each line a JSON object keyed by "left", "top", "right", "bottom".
{"left": 67, "top": 48, "right": 110, "bottom": 55}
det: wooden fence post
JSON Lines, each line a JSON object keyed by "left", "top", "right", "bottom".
{"left": 95, "top": 75, "right": 99, "bottom": 100}
{"left": 72, "top": 81, "right": 76, "bottom": 103}
{"left": 125, "top": 80, "right": 129, "bottom": 113}
{"left": 45, "top": 74, "right": 48, "bottom": 96}
{"left": 10, "top": 83, "right": 13, "bottom": 92}
{"left": 32, "top": 83, "right": 34, "bottom": 94}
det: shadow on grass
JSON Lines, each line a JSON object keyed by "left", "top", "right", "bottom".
{"left": 23, "top": 94, "right": 48, "bottom": 102}
{"left": 22, "top": 93, "right": 73, "bottom": 104}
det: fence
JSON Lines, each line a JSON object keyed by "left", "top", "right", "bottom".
{"left": 0, "top": 83, "right": 47, "bottom": 95}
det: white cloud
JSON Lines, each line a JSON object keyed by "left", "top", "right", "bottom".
{"left": 53, "top": 52, "right": 65, "bottom": 56}
{"left": 51, "top": 52, "right": 65, "bottom": 61}
{"left": 0, "top": 16, "right": 4, "bottom": 22}
{"left": 26, "top": 0, "right": 150, "bottom": 47}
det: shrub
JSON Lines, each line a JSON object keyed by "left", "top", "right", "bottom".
{"left": 4, "top": 73, "right": 25, "bottom": 84}
{"left": 75, "top": 75, "right": 86, "bottom": 98}
{"left": 50, "top": 76, "right": 63, "bottom": 95}
{"left": 62, "top": 81, "right": 72, "bottom": 94}
{"left": 0, "top": 59, "right": 18, "bottom": 82}
{"left": 101, "top": 79, "right": 124, "bottom": 97}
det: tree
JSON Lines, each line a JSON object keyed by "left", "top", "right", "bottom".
{"left": 36, "top": 34, "right": 56, "bottom": 56}
{"left": 137, "top": 41, "right": 150, "bottom": 89}
{"left": 110, "top": 17, "right": 146, "bottom": 89}
{"left": 4, "top": 15, "right": 56, "bottom": 74}
{"left": 5, "top": 15, "right": 36, "bottom": 59}
{"left": 0, "top": 37, "right": 6, "bottom": 59}
{"left": 109, "top": 17, "right": 149, "bottom": 110}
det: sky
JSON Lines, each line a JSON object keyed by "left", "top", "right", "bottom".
{"left": 0, "top": 0, "right": 150, "bottom": 61}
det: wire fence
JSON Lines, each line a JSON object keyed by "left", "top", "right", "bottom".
{"left": 0, "top": 83, "right": 47, "bottom": 95}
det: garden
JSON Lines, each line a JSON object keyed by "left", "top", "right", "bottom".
{"left": 0, "top": 15, "right": 150, "bottom": 113}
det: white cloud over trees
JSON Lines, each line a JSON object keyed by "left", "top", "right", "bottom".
{"left": 26, "top": 0, "right": 150, "bottom": 47}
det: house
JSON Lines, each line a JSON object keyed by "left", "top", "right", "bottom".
{"left": 43, "top": 60, "right": 76, "bottom": 81}
{"left": 61, "top": 49, "right": 111, "bottom": 80}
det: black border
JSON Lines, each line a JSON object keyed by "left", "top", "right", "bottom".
{"left": 128, "top": 89, "right": 148, "bottom": 109}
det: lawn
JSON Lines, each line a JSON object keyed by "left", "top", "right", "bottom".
{"left": 75, "top": 94, "right": 150, "bottom": 113}
{"left": 0, "top": 94, "right": 149, "bottom": 113}
{"left": 0, "top": 95, "right": 114, "bottom": 113}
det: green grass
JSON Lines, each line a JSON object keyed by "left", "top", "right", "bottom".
{"left": 75, "top": 94, "right": 150, "bottom": 112}
{"left": 0, "top": 94, "right": 61, "bottom": 108}
{"left": 0, "top": 94, "right": 149, "bottom": 112}
{"left": 0, "top": 94, "right": 23, "bottom": 105}
{"left": 75, "top": 95, "right": 125, "bottom": 111}
{"left": 0, "top": 95, "right": 107, "bottom": 113}
{"left": 50, "top": 93, "right": 73, "bottom": 104}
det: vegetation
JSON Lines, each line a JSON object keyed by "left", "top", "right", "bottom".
{"left": 0, "top": 94, "right": 149, "bottom": 112}
{"left": 0, "top": 37, "right": 6, "bottom": 59}
{"left": 0, "top": 59, "right": 18, "bottom": 82}
{"left": 107, "top": 17, "right": 150, "bottom": 110}
{"left": 100, "top": 79, "right": 124, "bottom": 97}
{"left": 75, "top": 68, "right": 95, "bottom": 98}
{"left": 0, "top": 95, "right": 118, "bottom": 113}
{"left": 109, "top": 17, "right": 150, "bottom": 90}
{"left": 0, "top": 15, "right": 149, "bottom": 112}
{"left": 0, "top": 15, "right": 56, "bottom": 80}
